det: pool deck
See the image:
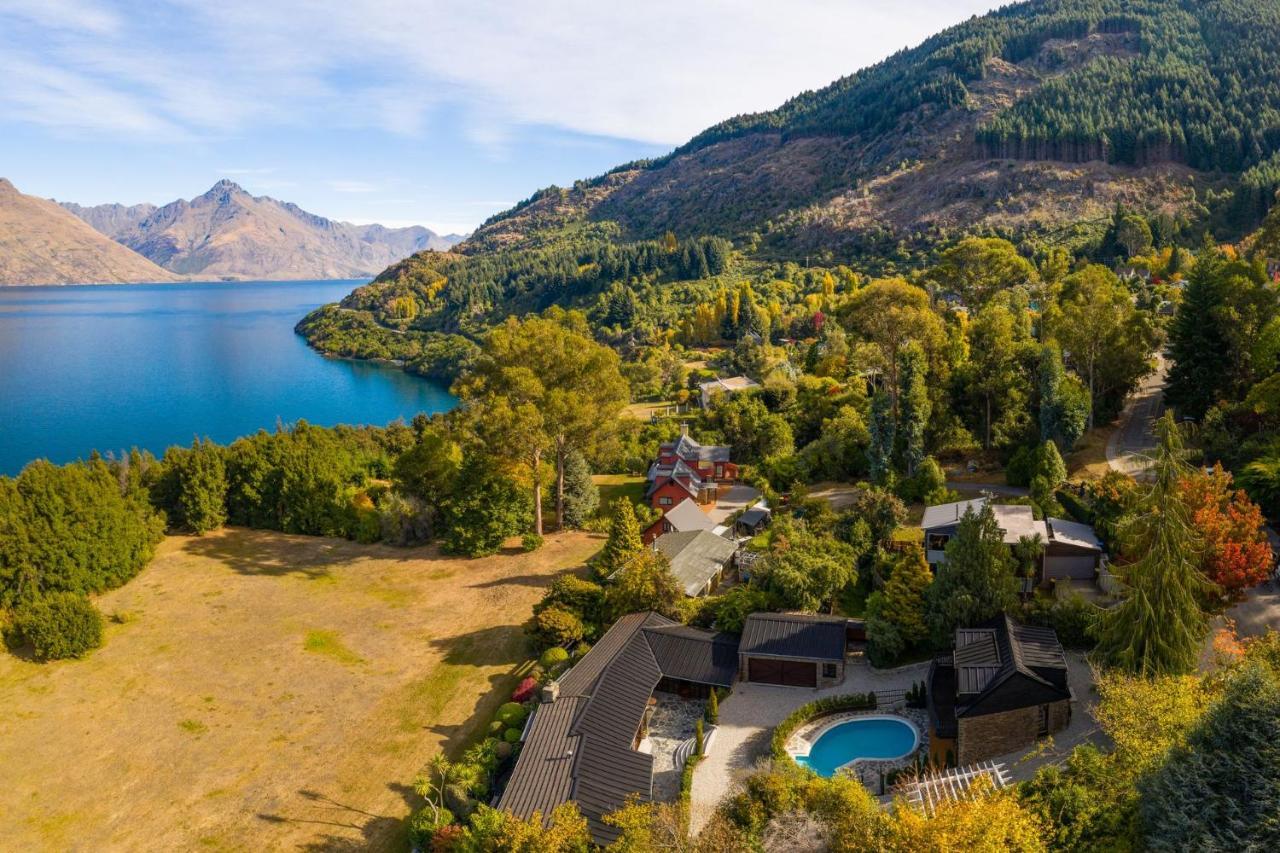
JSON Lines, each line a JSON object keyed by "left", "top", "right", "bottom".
{"left": 688, "top": 657, "right": 928, "bottom": 836}
{"left": 687, "top": 651, "right": 1101, "bottom": 835}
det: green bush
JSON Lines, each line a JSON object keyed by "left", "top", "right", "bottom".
{"left": 407, "top": 805, "right": 454, "bottom": 849}
{"left": 770, "top": 693, "right": 878, "bottom": 763}
{"left": 521, "top": 533, "right": 544, "bottom": 552}
{"left": 1056, "top": 488, "right": 1094, "bottom": 524}
{"left": 538, "top": 646, "right": 570, "bottom": 669}
{"left": 14, "top": 592, "right": 104, "bottom": 661}
{"left": 496, "top": 702, "right": 528, "bottom": 727}
{"left": 528, "top": 606, "right": 585, "bottom": 650}
{"left": 502, "top": 727, "right": 523, "bottom": 743}
{"left": 488, "top": 720, "right": 504, "bottom": 735}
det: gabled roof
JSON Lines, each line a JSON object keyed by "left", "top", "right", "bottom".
{"left": 659, "top": 433, "right": 732, "bottom": 463}
{"left": 654, "top": 529, "right": 737, "bottom": 596}
{"left": 740, "top": 612, "right": 847, "bottom": 662}
{"left": 498, "top": 612, "right": 737, "bottom": 844}
{"left": 656, "top": 498, "right": 716, "bottom": 535}
{"left": 921, "top": 498, "right": 1051, "bottom": 545}
{"left": 953, "top": 615, "right": 1070, "bottom": 719}
{"left": 738, "top": 506, "right": 771, "bottom": 527}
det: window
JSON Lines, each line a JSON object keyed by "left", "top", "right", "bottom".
{"left": 822, "top": 663, "right": 838, "bottom": 679}
{"left": 659, "top": 497, "right": 672, "bottom": 506}
{"left": 927, "top": 533, "right": 949, "bottom": 552}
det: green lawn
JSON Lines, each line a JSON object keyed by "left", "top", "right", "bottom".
{"left": 593, "top": 474, "right": 645, "bottom": 517}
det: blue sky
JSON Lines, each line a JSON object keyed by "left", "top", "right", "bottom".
{"left": 0, "top": 0, "right": 996, "bottom": 234}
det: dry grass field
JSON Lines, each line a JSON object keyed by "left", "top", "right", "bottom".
{"left": 0, "top": 527, "right": 600, "bottom": 852}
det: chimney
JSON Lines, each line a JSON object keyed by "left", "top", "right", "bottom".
{"left": 679, "top": 422, "right": 689, "bottom": 438}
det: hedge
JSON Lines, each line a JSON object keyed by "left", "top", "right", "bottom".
{"left": 769, "top": 693, "right": 877, "bottom": 763}
{"left": 679, "top": 753, "right": 703, "bottom": 836}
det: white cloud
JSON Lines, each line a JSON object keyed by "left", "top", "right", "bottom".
{"left": 0, "top": 0, "right": 999, "bottom": 145}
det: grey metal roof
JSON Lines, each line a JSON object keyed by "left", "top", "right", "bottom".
{"left": 740, "top": 612, "right": 847, "bottom": 661}
{"left": 921, "top": 498, "right": 988, "bottom": 530}
{"left": 952, "top": 615, "right": 1071, "bottom": 719}
{"left": 1047, "top": 517, "right": 1103, "bottom": 552}
{"left": 658, "top": 498, "right": 716, "bottom": 535}
{"left": 500, "top": 612, "right": 738, "bottom": 844}
{"left": 661, "top": 433, "right": 732, "bottom": 463}
{"left": 654, "top": 529, "right": 737, "bottom": 596}
{"left": 990, "top": 504, "right": 1048, "bottom": 545}
{"left": 642, "top": 624, "right": 739, "bottom": 686}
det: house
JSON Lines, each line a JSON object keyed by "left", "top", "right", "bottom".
{"left": 641, "top": 497, "right": 715, "bottom": 545}
{"left": 646, "top": 425, "right": 738, "bottom": 510}
{"left": 653, "top": 529, "right": 738, "bottom": 597}
{"left": 921, "top": 498, "right": 1104, "bottom": 584}
{"left": 927, "top": 615, "right": 1072, "bottom": 766}
{"left": 497, "top": 612, "right": 738, "bottom": 844}
{"left": 698, "top": 375, "right": 761, "bottom": 409}
{"left": 735, "top": 505, "right": 772, "bottom": 538}
{"left": 739, "top": 613, "right": 848, "bottom": 688}
{"left": 1267, "top": 258, "right": 1280, "bottom": 283}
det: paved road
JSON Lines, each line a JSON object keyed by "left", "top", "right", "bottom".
{"left": 1106, "top": 353, "right": 1168, "bottom": 476}
{"left": 945, "top": 481, "right": 1029, "bottom": 498}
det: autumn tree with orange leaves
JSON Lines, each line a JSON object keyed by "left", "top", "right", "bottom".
{"left": 1178, "top": 464, "right": 1273, "bottom": 601}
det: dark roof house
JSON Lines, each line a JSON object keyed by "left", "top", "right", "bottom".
{"left": 739, "top": 613, "right": 849, "bottom": 688}
{"left": 497, "top": 612, "right": 737, "bottom": 844}
{"left": 928, "top": 614, "right": 1072, "bottom": 765}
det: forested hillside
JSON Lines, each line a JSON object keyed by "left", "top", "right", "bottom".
{"left": 465, "top": 0, "right": 1280, "bottom": 259}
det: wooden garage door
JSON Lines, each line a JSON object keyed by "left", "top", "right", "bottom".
{"left": 748, "top": 658, "right": 816, "bottom": 687}
{"left": 748, "top": 657, "right": 783, "bottom": 684}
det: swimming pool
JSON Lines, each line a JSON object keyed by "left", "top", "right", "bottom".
{"left": 792, "top": 715, "right": 921, "bottom": 777}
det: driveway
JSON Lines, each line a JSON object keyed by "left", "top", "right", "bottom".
{"left": 1107, "top": 353, "right": 1166, "bottom": 476}
{"left": 687, "top": 659, "right": 929, "bottom": 835}
{"left": 1227, "top": 577, "right": 1280, "bottom": 639}
{"left": 704, "top": 484, "right": 763, "bottom": 526}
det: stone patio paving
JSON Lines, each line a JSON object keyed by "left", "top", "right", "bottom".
{"left": 642, "top": 692, "right": 707, "bottom": 802}
{"left": 687, "top": 651, "right": 1102, "bottom": 834}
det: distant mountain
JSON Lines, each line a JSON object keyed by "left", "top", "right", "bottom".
{"left": 0, "top": 178, "right": 177, "bottom": 286}
{"left": 466, "top": 0, "right": 1280, "bottom": 260}
{"left": 61, "top": 180, "right": 464, "bottom": 281}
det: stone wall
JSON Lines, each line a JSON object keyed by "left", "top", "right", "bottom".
{"left": 956, "top": 699, "right": 1069, "bottom": 764}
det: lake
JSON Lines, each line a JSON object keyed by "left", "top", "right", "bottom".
{"left": 0, "top": 281, "right": 456, "bottom": 476}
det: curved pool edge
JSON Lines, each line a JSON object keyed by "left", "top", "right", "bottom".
{"left": 789, "top": 713, "right": 922, "bottom": 774}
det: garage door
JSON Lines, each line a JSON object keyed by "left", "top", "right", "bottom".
{"left": 748, "top": 658, "right": 817, "bottom": 687}
{"left": 1044, "top": 555, "right": 1096, "bottom": 580}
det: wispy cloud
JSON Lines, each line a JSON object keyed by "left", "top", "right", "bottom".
{"left": 328, "top": 179, "right": 379, "bottom": 193}
{"left": 0, "top": 0, "right": 998, "bottom": 146}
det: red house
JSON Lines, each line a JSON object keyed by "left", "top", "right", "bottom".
{"left": 645, "top": 426, "right": 738, "bottom": 511}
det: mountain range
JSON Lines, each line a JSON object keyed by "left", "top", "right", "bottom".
{"left": 0, "top": 178, "right": 464, "bottom": 285}
{"left": 0, "top": 178, "right": 178, "bottom": 286}
{"left": 464, "top": 0, "right": 1280, "bottom": 261}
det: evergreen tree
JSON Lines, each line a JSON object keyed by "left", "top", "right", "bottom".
{"left": 898, "top": 343, "right": 930, "bottom": 475}
{"left": 598, "top": 499, "right": 643, "bottom": 578}
{"left": 154, "top": 439, "right": 228, "bottom": 534}
{"left": 926, "top": 503, "right": 1018, "bottom": 644}
{"left": 560, "top": 450, "right": 599, "bottom": 529}
{"left": 1094, "top": 413, "right": 1212, "bottom": 676}
{"left": 1039, "top": 341, "right": 1089, "bottom": 449}
{"left": 1166, "top": 255, "right": 1234, "bottom": 419}
{"left": 879, "top": 543, "right": 932, "bottom": 647}
{"left": 1033, "top": 440, "right": 1067, "bottom": 490}
{"left": 867, "top": 391, "right": 896, "bottom": 485}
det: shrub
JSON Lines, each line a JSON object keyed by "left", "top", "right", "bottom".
{"left": 535, "top": 575, "right": 606, "bottom": 626}
{"left": 1056, "top": 488, "right": 1094, "bottom": 524}
{"left": 528, "top": 606, "right": 585, "bottom": 650}
{"left": 511, "top": 676, "right": 538, "bottom": 703}
{"left": 539, "top": 646, "right": 570, "bottom": 669}
{"left": 494, "top": 740, "right": 513, "bottom": 760}
{"left": 14, "top": 592, "right": 104, "bottom": 661}
{"left": 503, "top": 727, "right": 523, "bottom": 743}
{"left": 430, "top": 824, "right": 464, "bottom": 852}
{"left": 496, "top": 702, "right": 528, "bottom": 727}
{"left": 1006, "top": 445, "right": 1035, "bottom": 487}
{"left": 865, "top": 615, "right": 905, "bottom": 668}
{"left": 695, "top": 718, "right": 705, "bottom": 756}
{"left": 521, "top": 533, "right": 544, "bottom": 552}
{"left": 707, "top": 688, "right": 720, "bottom": 724}
{"left": 408, "top": 805, "right": 454, "bottom": 849}
{"left": 770, "top": 693, "right": 878, "bottom": 763}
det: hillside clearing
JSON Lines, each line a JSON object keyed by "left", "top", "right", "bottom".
{"left": 0, "top": 527, "right": 599, "bottom": 852}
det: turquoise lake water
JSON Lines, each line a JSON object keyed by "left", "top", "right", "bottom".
{"left": 0, "top": 281, "right": 456, "bottom": 476}
{"left": 793, "top": 717, "right": 920, "bottom": 777}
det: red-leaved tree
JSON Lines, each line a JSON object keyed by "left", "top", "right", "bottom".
{"left": 1178, "top": 465, "right": 1273, "bottom": 600}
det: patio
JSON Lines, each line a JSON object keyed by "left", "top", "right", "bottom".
{"left": 686, "top": 651, "right": 1102, "bottom": 834}
{"left": 641, "top": 692, "right": 707, "bottom": 802}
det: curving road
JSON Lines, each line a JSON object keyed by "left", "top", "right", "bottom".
{"left": 1106, "top": 352, "right": 1167, "bottom": 476}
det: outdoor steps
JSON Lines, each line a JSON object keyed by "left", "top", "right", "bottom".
{"left": 673, "top": 724, "right": 717, "bottom": 769}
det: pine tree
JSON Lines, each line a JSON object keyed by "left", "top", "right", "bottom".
{"left": 598, "top": 499, "right": 643, "bottom": 579}
{"left": 898, "top": 343, "right": 930, "bottom": 475}
{"left": 560, "top": 450, "right": 599, "bottom": 529}
{"left": 880, "top": 543, "right": 932, "bottom": 647}
{"left": 1039, "top": 341, "right": 1088, "bottom": 449}
{"left": 867, "top": 391, "right": 896, "bottom": 485}
{"left": 926, "top": 502, "right": 1018, "bottom": 644}
{"left": 1094, "top": 412, "right": 1212, "bottom": 676}
{"left": 1166, "top": 254, "right": 1233, "bottom": 420}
